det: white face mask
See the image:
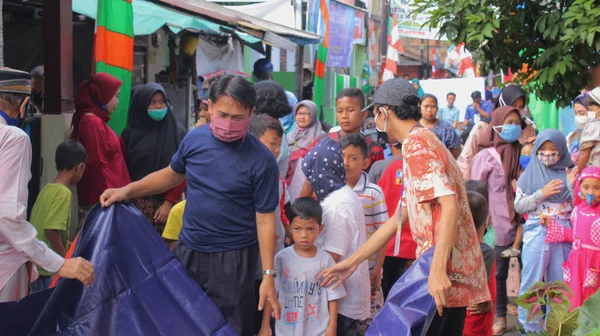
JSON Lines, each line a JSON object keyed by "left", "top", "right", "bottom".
{"left": 588, "top": 111, "right": 597, "bottom": 120}
{"left": 575, "top": 115, "right": 590, "bottom": 130}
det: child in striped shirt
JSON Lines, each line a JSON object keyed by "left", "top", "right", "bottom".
{"left": 340, "top": 133, "right": 389, "bottom": 326}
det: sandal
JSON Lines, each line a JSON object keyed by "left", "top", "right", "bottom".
{"left": 500, "top": 247, "right": 521, "bottom": 259}
{"left": 492, "top": 320, "right": 507, "bottom": 336}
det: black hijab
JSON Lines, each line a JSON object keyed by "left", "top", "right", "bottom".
{"left": 122, "top": 83, "right": 187, "bottom": 182}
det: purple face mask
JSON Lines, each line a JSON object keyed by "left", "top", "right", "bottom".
{"left": 210, "top": 114, "right": 250, "bottom": 142}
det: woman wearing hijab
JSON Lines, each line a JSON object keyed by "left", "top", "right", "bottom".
{"left": 514, "top": 129, "right": 574, "bottom": 333}
{"left": 121, "top": 83, "right": 187, "bottom": 234}
{"left": 286, "top": 100, "right": 326, "bottom": 201}
{"left": 301, "top": 137, "right": 371, "bottom": 330}
{"left": 411, "top": 78, "right": 424, "bottom": 98}
{"left": 458, "top": 84, "right": 535, "bottom": 179}
{"left": 469, "top": 106, "right": 523, "bottom": 335}
{"left": 567, "top": 93, "right": 589, "bottom": 163}
{"left": 494, "top": 84, "right": 537, "bottom": 144}
{"left": 72, "top": 73, "right": 130, "bottom": 210}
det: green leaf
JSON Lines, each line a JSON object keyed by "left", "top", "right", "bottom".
{"left": 587, "top": 31, "right": 596, "bottom": 48}
{"left": 547, "top": 305, "right": 578, "bottom": 336}
{"left": 550, "top": 25, "right": 560, "bottom": 40}
{"left": 537, "top": 15, "right": 548, "bottom": 33}
{"left": 574, "top": 290, "right": 600, "bottom": 336}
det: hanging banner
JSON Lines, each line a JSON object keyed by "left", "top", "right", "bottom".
{"left": 391, "top": 0, "right": 447, "bottom": 41}
{"left": 353, "top": 11, "right": 366, "bottom": 45}
{"left": 327, "top": 1, "right": 355, "bottom": 68}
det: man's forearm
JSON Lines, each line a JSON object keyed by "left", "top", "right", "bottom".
{"left": 256, "top": 212, "right": 277, "bottom": 270}
{"left": 125, "top": 167, "right": 184, "bottom": 200}
{"left": 349, "top": 206, "right": 406, "bottom": 265}
{"left": 430, "top": 195, "right": 459, "bottom": 274}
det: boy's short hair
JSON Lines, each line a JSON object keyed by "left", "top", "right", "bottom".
{"left": 467, "top": 191, "right": 489, "bottom": 230}
{"left": 340, "top": 133, "right": 368, "bottom": 159}
{"left": 447, "top": 92, "right": 456, "bottom": 99}
{"left": 56, "top": 140, "right": 87, "bottom": 171}
{"left": 290, "top": 197, "right": 323, "bottom": 225}
{"left": 248, "top": 114, "right": 284, "bottom": 139}
{"left": 465, "top": 180, "right": 489, "bottom": 203}
{"left": 336, "top": 88, "right": 365, "bottom": 109}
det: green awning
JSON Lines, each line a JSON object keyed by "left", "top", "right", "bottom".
{"left": 73, "top": 0, "right": 262, "bottom": 46}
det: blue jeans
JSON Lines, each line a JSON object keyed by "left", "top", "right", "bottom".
{"left": 30, "top": 275, "right": 53, "bottom": 294}
{"left": 518, "top": 219, "right": 571, "bottom": 332}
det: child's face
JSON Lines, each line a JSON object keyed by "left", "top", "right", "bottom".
{"left": 342, "top": 145, "right": 369, "bottom": 183}
{"left": 580, "top": 177, "right": 600, "bottom": 206}
{"left": 589, "top": 104, "right": 600, "bottom": 120}
{"left": 290, "top": 217, "right": 322, "bottom": 251}
{"left": 259, "top": 129, "right": 282, "bottom": 158}
{"left": 537, "top": 141, "right": 560, "bottom": 166}
{"left": 335, "top": 97, "right": 366, "bottom": 134}
{"left": 196, "top": 103, "right": 210, "bottom": 127}
{"left": 295, "top": 105, "right": 312, "bottom": 129}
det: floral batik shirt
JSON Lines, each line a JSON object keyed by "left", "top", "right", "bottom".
{"left": 402, "top": 127, "right": 490, "bottom": 308}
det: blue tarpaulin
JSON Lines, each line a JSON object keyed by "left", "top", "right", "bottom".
{"left": 366, "top": 248, "right": 437, "bottom": 336}
{"left": 0, "top": 204, "right": 236, "bottom": 336}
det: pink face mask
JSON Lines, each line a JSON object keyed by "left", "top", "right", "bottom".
{"left": 210, "top": 114, "right": 250, "bottom": 142}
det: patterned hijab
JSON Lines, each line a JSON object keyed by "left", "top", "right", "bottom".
{"left": 517, "top": 129, "right": 574, "bottom": 203}
{"left": 301, "top": 137, "right": 346, "bottom": 201}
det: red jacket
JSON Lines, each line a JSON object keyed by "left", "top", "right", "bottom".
{"left": 76, "top": 114, "right": 131, "bottom": 207}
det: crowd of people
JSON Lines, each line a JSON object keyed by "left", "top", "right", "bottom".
{"left": 1, "top": 63, "right": 599, "bottom": 336}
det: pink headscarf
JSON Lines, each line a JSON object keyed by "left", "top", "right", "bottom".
{"left": 573, "top": 166, "right": 600, "bottom": 208}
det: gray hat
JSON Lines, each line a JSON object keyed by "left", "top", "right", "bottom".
{"left": 362, "top": 78, "right": 420, "bottom": 112}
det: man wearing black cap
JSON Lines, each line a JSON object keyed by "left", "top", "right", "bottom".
{"left": 0, "top": 67, "right": 95, "bottom": 302}
{"left": 319, "top": 78, "right": 490, "bottom": 335}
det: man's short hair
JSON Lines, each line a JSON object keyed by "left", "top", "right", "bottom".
{"left": 248, "top": 113, "right": 284, "bottom": 139}
{"left": 447, "top": 92, "right": 456, "bottom": 99}
{"left": 340, "top": 133, "right": 368, "bottom": 159}
{"left": 56, "top": 140, "right": 87, "bottom": 171}
{"left": 471, "top": 91, "right": 482, "bottom": 100}
{"left": 290, "top": 197, "right": 323, "bottom": 225}
{"left": 336, "top": 88, "right": 366, "bottom": 109}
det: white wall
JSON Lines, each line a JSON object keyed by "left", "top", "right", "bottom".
{"left": 420, "top": 77, "right": 486, "bottom": 121}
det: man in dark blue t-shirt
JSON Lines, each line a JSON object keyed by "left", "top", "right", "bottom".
{"left": 100, "top": 75, "right": 281, "bottom": 335}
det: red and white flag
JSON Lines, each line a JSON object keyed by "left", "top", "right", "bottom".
{"left": 456, "top": 43, "right": 475, "bottom": 78}
{"left": 382, "top": 9, "right": 405, "bottom": 82}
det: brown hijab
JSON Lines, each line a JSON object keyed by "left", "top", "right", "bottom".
{"left": 478, "top": 105, "right": 522, "bottom": 225}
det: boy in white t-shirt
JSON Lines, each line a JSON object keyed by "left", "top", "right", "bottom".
{"left": 340, "top": 133, "right": 389, "bottom": 326}
{"left": 259, "top": 197, "right": 346, "bottom": 336}
{"left": 301, "top": 137, "right": 371, "bottom": 335}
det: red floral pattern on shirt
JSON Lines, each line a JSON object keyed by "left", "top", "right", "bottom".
{"left": 402, "top": 127, "right": 490, "bottom": 307}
